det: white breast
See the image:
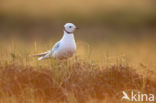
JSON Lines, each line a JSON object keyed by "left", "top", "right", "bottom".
{"left": 52, "top": 32, "right": 76, "bottom": 59}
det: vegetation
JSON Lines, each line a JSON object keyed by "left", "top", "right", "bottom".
{"left": 0, "top": 40, "right": 155, "bottom": 103}
{"left": 0, "top": 0, "right": 155, "bottom": 102}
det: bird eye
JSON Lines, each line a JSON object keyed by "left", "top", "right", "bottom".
{"left": 69, "top": 26, "right": 72, "bottom": 28}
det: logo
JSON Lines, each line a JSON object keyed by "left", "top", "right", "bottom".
{"left": 122, "top": 90, "right": 155, "bottom": 102}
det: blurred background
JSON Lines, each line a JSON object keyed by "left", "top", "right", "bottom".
{"left": 0, "top": 1, "right": 156, "bottom": 103}
{"left": 0, "top": 0, "right": 156, "bottom": 66}
{"left": 0, "top": 0, "right": 156, "bottom": 43}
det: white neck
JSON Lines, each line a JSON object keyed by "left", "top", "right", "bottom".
{"left": 60, "top": 31, "right": 76, "bottom": 51}
{"left": 62, "top": 31, "right": 74, "bottom": 40}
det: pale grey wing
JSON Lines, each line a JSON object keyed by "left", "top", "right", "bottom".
{"left": 52, "top": 41, "right": 60, "bottom": 54}
{"left": 38, "top": 41, "right": 60, "bottom": 60}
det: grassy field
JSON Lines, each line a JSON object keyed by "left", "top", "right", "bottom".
{"left": 0, "top": 39, "right": 155, "bottom": 103}
{"left": 0, "top": 0, "right": 156, "bottom": 102}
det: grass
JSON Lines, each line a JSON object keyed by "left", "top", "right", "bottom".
{"left": 0, "top": 0, "right": 156, "bottom": 102}
{"left": 0, "top": 39, "right": 155, "bottom": 103}
{"left": 0, "top": 61, "right": 155, "bottom": 103}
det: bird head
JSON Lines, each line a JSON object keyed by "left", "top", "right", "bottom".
{"left": 64, "top": 23, "right": 78, "bottom": 34}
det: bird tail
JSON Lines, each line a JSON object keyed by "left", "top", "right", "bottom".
{"left": 37, "top": 51, "right": 51, "bottom": 61}
{"left": 31, "top": 50, "right": 51, "bottom": 61}
{"left": 32, "top": 51, "right": 50, "bottom": 57}
{"left": 38, "top": 56, "right": 45, "bottom": 61}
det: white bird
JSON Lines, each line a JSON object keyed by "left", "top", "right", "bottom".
{"left": 34, "top": 23, "right": 78, "bottom": 60}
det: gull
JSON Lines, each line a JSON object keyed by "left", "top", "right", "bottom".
{"left": 34, "top": 23, "right": 78, "bottom": 60}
